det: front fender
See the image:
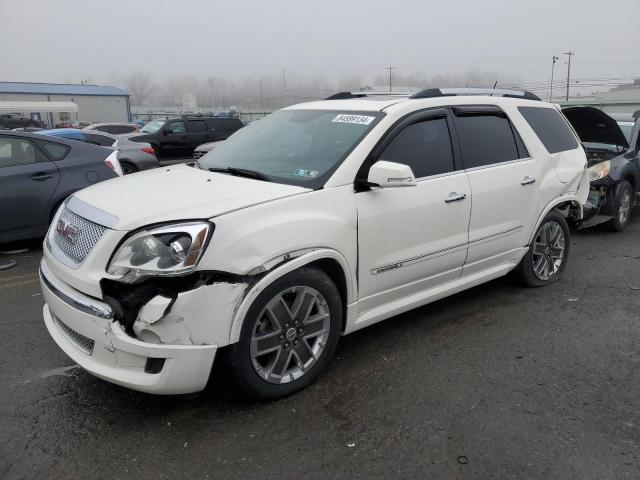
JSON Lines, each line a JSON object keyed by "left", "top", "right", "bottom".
{"left": 227, "top": 248, "right": 355, "bottom": 344}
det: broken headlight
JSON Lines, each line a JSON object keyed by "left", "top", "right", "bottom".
{"left": 587, "top": 161, "right": 610, "bottom": 182}
{"left": 107, "top": 222, "right": 212, "bottom": 282}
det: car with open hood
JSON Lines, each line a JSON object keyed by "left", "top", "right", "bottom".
{"left": 562, "top": 106, "right": 639, "bottom": 231}
{"left": 39, "top": 88, "right": 588, "bottom": 398}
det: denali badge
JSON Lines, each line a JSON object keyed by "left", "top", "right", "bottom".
{"left": 57, "top": 220, "right": 79, "bottom": 244}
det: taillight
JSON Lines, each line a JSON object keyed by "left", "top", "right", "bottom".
{"left": 143, "top": 146, "right": 155, "bottom": 155}
{"left": 104, "top": 150, "right": 123, "bottom": 176}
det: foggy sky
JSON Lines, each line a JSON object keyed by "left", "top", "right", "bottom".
{"left": 2, "top": 0, "right": 639, "bottom": 94}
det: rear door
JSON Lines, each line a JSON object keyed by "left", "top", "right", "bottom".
{"left": 451, "top": 106, "right": 538, "bottom": 275}
{"left": 185, "top": 119, "right": 211, "bottom": 149}
{"left": 0, "top": 136, "right": 61, "bottom": 239}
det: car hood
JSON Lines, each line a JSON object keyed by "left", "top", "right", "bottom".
{"left": 195, "top": 141, "right": 223, "bottom": 152}
{"left": 562, "top": 106, "right": 629, "bottom": 149}
{"left": 71, "top": 164, "right": 311, "bottom": 230}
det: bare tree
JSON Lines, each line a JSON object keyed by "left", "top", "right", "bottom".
{"left": 121, "top": 72, "right": 156, "bottom": 106}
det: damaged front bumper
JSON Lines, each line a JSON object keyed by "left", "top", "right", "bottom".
{"left": 40, "top": 258, "right": 242, "bottom": 394}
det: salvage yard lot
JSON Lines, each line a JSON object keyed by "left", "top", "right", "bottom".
{"left": 1, "top": 214, "right": 640, "bottom": 480}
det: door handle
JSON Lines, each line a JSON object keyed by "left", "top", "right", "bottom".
{"left": 29, "top": 172, "right": 53, "bottom": 182}
{"left": 444, "top": 192, "right": 466, "bottom": 203}
{"left": 521, "top": 176, "right": 536, "bottom": 185}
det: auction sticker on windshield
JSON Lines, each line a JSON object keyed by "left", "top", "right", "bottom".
{"left": 332, "top": 114, "right": 376, "bottom": 125}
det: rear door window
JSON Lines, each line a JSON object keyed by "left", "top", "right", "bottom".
{"left": 518, "top": 106, "right": 578, "bottom": 154}
{"left": 187, "top": 120, "right": 208, "bottom": 133}
{"left": 453, "top": 109, "right": 524, "bottom": 168}
{"left": 379, "top": 117, "right": 455, "bottom": 178}
{"left": 0, "top": 137, "right": 38, "bottom": 167}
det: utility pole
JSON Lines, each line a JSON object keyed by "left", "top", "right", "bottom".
{"left": 564, "top": 51, "right": 574, "bottom": 101}
{"left": 550, "top": 56, "right": 559, "bottom": 101}
{"left": 385, "top": 67, "right": 395, "bottom": 92}
{"left": 259, "top": 78, "right": 264, "bottom": 109}
{"left": 208, "top": 76, "right": 214, "bottom": 109}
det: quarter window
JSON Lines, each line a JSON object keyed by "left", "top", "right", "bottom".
{"left": 0, "top": 138, "right": 38, "bottom": 168}
{"left": 454, "top": 113, "right": 523, "bottom": 168}
{"left": 518, "top": 106, "right": 578, "bottom": 154}
{"left": 39, "top": 140, "right": 70, "bottom": 160}
{"left": 379, "top": 117, "right": 454, "bottom": 178}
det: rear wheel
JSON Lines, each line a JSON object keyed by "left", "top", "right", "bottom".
{"left": 607, "top": 180, "right": 633, "bottom": 232}
{"left": 226, "top": 267, "right": 342, "bottom": 400}
{"left": 514, "top": 210, "right": 570, "bottom": 287}
{"left": 120, "top": 161, "right": 138, "bottom": 175}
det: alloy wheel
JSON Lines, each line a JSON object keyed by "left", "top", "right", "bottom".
{"left": 532, "top": 220, "right": 565, "bottom": 281}
{"left": 250, "top": 286, "right": 331, "bottom": 384}
{"left": 619, "top": 189, "right": 632, "bottom": 224}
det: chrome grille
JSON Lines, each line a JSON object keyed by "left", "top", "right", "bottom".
{"left": 53, "top": 208, "right": 105, "bottom": 265}
{"left": 52, "top": 314, "right": 95, "bottom": 355}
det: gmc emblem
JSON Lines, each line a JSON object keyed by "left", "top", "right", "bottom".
{"left": 57, "top": 220, "right": 79, "bottom": 244}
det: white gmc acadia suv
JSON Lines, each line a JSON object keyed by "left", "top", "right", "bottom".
{"left": 40, "top": 88, "right": 589, "bottom": 399}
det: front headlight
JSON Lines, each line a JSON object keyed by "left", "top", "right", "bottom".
{"left": 107, "top": 222, "right": 212, "bottom": 282}
{"left": 587, "top": 161, "right": 611, "bottom": 182}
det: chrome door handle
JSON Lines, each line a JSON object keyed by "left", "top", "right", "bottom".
{"left": 444, "top": 192, "right": 466, "bottom": 203}
{"left": 521, "top": 176, "right": 536, "bottom": 185}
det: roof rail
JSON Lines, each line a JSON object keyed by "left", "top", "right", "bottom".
{"left": 324, "top": 91, "right": 412, "bottom": 100}
{"left": 410, "top": 88, "right": 541, "bottom": 101}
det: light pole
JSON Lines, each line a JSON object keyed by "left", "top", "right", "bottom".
{"left": 385, "top": 66, "right": 395, "bottom": 92}
{"left": 550, "top": 56, "right": 559, "bottom": 101}
{"left": 564, "top": 51, "right": 574, "bottom": 101}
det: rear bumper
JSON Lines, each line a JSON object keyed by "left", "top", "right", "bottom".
{"left": 40, "top": 259, "right": 217, "bottom": 394}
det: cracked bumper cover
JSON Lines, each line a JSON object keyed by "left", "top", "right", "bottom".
{"left": 40, "top": 259, "right": 231, "bottom": 394}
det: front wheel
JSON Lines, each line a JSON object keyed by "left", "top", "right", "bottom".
{"left": 226, "top": 267, "right": 342, "bottom": 400}
{"left": 515, "top": 210, "right": 570, "bottom": 288}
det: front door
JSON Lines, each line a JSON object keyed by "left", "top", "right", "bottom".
{"left": 161, "top": 120, "right": 189, "bottom": 157}
{"left": 0, "top": 136, "right": 60, "bottom": 239}
{"left": 356, "top": 111, "right": 471, "bottom": 313}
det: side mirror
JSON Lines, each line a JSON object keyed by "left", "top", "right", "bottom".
{"left": 367, "top": 161, "right": 417, "bottom": 188}
{"left": 162, "top": 128, "right": 171, "bottom": 136}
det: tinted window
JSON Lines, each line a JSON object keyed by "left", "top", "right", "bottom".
{"left": 379, "top": 117, "right": 454, "bottom": 178}
{"left": 167, "top": 121, "right": 186, "bottom": 134}
{"left": 85, "top": 133, "right": 116, "bottom": 146}
{"left": 110, "top": 125, "right": 137, "bottom": 134}
{"left": 187, "top": 120, "right": 208, "bottom": 133}
{"left": 212, "top": 119, "right": 243, "bottom": 132}
{"left": 455, "top": 114, "right": 521, "bottom": 168}
{"left": 518, "top": 106, "right": 578, "bottom": 154}
{"left": 0, "top": 137, "right": 38, "bottom": 167}
{"left": 39, "top": 140, "right": 70, "bottom": 160}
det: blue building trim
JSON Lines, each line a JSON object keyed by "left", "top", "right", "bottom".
{"left": 0, "top": 81, "right": 129, "bottom": 97}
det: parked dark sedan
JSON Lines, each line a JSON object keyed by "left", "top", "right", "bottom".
{"left": 0, "top": 131, "right": 120, "bottom": 244}
{"left": 563, "top": 107, "right": 639, "bottom": 231}
{"left": 38, "top": 128, "right": 159, "bottom": 174}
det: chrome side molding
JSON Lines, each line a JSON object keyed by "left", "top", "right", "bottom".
{"left": 39, "top": 259, "right": 113, "bottom": 319}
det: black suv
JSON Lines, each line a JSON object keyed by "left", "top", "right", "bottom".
{"left": 131, "top": 116, "right": 243, "bottom": 158}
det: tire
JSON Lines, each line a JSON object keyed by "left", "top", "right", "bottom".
{"left": 514, "top": 210, "right": 570, "bottom": 288}
{"left": 120, "top": 161, "right": 138, "bottom": 175}
{"left": 607, "top": 180, "right": 633, "bottom": 232}
{"left": 226, "top": 267, "right": 342, "bottom": 400}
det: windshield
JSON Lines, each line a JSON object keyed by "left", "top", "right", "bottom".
{"left": 198, "top": 109, "right": 382, "bottom": 188}
{"left": 140, "top": 120, "right": 166, "bottom": 133}
{"left": 617, "top": 121, "right": 635, "bottom": 143}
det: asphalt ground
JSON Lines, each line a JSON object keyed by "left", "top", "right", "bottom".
{"left": 1, "top": 212, "right": 639, "bottom": 479}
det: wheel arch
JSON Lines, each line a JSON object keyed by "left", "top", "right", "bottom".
{"left": 228, "top": 248, "right": 355, "bottom": 344}
{"left": 528, "top": 195, "right": 583, "bottom": 244}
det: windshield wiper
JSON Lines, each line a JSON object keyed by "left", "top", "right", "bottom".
{"left": 208, "top": 167, "right": 269, "bottom": 181}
